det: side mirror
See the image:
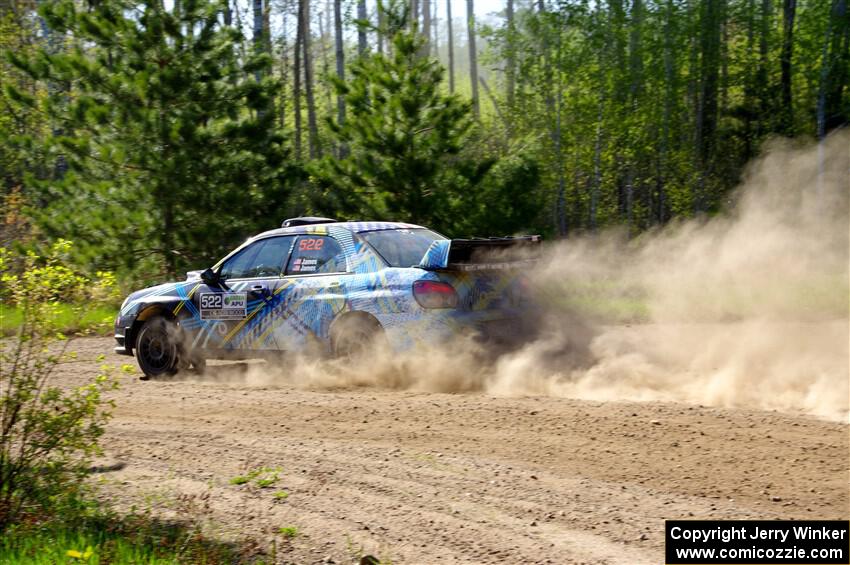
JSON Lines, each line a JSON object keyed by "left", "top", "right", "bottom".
{"left": 200, "top": 267, "right": 221, "bottom": 286}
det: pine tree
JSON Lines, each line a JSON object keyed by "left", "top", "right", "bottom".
{"left": 311, "top": 2, "right": 492, "bottom": 230}
{"left": 8, "top": 0, "right": 291, "bottom": 277}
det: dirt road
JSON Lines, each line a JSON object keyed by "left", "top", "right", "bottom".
{"left": 60, "top": 338, "right": 848, "bottom": 564}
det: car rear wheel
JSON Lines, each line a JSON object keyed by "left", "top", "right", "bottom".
{"left": 135, "top": 317, "right": 181, "bottom": 379}
{"left": 330, "top": 314, "right": 384, "bottom": 360}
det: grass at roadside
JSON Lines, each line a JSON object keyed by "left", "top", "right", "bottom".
{"left": 0, "top": 303, "right": 117, "bottom": 337}
{"left": 0, "top": 510, "right": 267, "bottom": 564}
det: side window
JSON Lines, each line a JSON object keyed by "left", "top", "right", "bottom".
{"left": 220, "top": 236, "right": 294, "bottom": 280}
{"left": 285, "top": 236, "right": 346, "bottom": 275}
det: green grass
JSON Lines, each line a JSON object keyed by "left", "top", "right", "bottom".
{"left": 229, "top": 467, "right": 281, "bottom": 489}
{"left": 0, "top": 513, "right": 257, "bottom": 564}
{"left": 0, "top": 303, "right": 117, "bottom": 337}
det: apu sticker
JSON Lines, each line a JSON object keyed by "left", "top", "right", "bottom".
{"left": 199, "top": 292, "right": 247, "bottom": 320}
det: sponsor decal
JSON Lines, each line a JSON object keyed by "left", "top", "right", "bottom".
{"left": 291, "top": 257, "right": 319, "bottom": 273}
{"left": 200, "top": 292, "right": 247, "bottom": 320}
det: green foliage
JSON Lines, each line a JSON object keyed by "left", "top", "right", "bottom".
{"left": 229, "top": 466, "right": 281, "bottom": 488}
{"left": 0, "top": 10, "right": 50, "bottom": 217}
{"left": 0, "top": 510, "right": 255, "bottom": 563}
{"left": 310, "top": 3, "right": 499, "bottom": 234}
{"left": 277, "top": 526, "right": 298, "bottom": 538}
{"left": 0, "top": 239, "right": 119, "bottom": 336}
{"left": 0, "top": 242, "right": 118, "bottom": 531}
{"left": 448, "top": 138, "right": 545, "bottom": 236}
{"left": 0, "top": 303, "right": 117, "bottom": 337}
{"left": 228, "top": 475, "right": 251, "bottom": 486}
{"left": 484, "top": 0, "right": 847, "bottom": 234}
{"left": 8, "top": 0, "right": 294, "bottom": 278}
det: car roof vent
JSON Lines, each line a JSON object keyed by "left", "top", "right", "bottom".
{"left": 281, "top": 216, "right": 338, "bottom": 228}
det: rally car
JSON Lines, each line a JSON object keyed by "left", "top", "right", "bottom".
{"left": 114, "top": 218, "right": 540, "bottom": 378}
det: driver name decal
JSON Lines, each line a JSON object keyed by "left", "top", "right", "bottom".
{"left": 200, "top": 292, "right": 247, "bottom": 320}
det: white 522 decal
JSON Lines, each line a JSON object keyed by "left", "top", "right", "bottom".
{"left": 199, "top": 292, "right": 247, "bottom": 320}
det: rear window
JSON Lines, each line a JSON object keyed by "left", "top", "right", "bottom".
{"left": 361, "top": 229, "right": 446, "bottom": 268}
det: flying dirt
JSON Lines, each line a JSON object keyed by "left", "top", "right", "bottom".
{"left": 187, "top": 132, "right": 850, "bottom": 422}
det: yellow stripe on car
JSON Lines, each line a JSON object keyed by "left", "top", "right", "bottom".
{"left": 173, "top": 283, "right": 201, "bottom": 316}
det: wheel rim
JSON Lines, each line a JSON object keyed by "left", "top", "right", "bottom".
{"left": 139, "top": 325, "right": 176, "bottom": 373}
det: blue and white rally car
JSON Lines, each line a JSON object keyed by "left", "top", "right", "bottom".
{"left": 114, "top": 217, "right": 540, "bottom": 378}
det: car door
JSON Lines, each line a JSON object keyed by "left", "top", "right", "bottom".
{"left": 271, "top": 234, "right": 349, "bottom": 352}
{"left": 191, "top": 235, "right": 295, "bottom": 352}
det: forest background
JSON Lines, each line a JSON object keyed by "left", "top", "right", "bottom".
{"left": 1, "top": 0, "right": 847, "bottom": 283}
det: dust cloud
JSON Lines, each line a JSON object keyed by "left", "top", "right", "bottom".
{"left": 189, "top": 133, "right": 849, "bottom": 421}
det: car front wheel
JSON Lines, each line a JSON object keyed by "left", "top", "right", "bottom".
{"left": 135, "top": 316, "right": 181, "bottom": 379}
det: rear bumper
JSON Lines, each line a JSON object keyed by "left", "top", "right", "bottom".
{"left": 381, "top": 308, "right": 533, "bottom": 351}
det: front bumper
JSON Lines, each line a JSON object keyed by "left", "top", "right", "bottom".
{"left": 114, "top": 325, "right": 133, "bottom": 356}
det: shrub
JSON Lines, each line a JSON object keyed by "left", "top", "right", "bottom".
{"left": 0, "top": 241, "right": 117, "bottom": 531}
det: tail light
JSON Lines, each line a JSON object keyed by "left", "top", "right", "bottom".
{"left": 413, "top": 280, "right": 458, "bottom": 309}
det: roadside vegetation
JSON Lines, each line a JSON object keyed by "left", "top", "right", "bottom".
{"left": 0, "top": 243, "right": 274, "bottom": 564}
{"left": 0, "top": 511, "right": 259, "bottom": 564}
{"left": 0, "top": 303, "right": 116, "bottom": 337}
{"left": 0, "top": 240, "right": 119, "bottom": 336}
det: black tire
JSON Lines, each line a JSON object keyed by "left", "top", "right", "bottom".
{"left": 135, "top": 317, "right": 181, "bottom": 379}
{"left": 330, "top": 314, "right": 384, "bottom": 360}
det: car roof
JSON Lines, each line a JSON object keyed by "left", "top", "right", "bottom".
{"left": 253, "top": 221, "right": 426, "bottom": 239}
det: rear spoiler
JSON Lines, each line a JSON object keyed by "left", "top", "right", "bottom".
{"left": 418, "top": 235, "right": 542, "bottom": 271}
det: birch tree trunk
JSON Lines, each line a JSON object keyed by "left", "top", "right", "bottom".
{"left": 591, "top": 89, "right": 604, "bottom": 232}
{"left": 757, "top": 0, "right": 771, "bottom": 135}
{"left": 467, "top": 0, "right": 480, "bottom": 117}
{"left": 625, "top": 0, "right": 643, "bottom": 233}
{"left": 294, "top": 0, "right": 304, "bottom": 159}
{"left": 358, "top": 0, "right": 368, "bottom": 56}
{"left": 695, "top": 0, "right": 723, "bottom": 212}
{"left": 555, "top": 83, "right": 566, "bottom": 236}
{"left": 252, "top": 0, "right": 264, "bottom": 80}
{"left": 422, "top": 0, "right": 431, "bottom": 54}
{"left": 447, "top": 0, "right": 455, "bottom": 93}
{"left": 378, "top": 2, "right": 385, "bottom": 55}
{"left": 280, "top": 7, "right": 289, "bottom": 129}
{"left": 335, "top": 0, "right": 347, "bottom": 157}
{"left": 432, "top": 0, "right": 438, "bottom": 55}
{"left": 506, "top": 0, "right": 515, "bottom": 108}
{"left": 300, "top": 0, "right": 321, "bottom": 159}
{"left": 318, "top": 3, "right": 332, "bottom": 110}
{"left": 742, "top": 0, "right": 755, "bottom": 160}
{"left": 659, "top": 0, "right": 676, "bottom": 223}
{"left": 816, "top": 0, "right": 848, "bottom": 191}
{"left": 263, "top": 0, "right": 272, "bottom": 56}
{"left": 779, "top": 0, "right": 796, "bottom": 133}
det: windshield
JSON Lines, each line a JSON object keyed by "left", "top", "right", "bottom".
{"left": 361, "top": 228, "right": 446, "bottom": 268}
